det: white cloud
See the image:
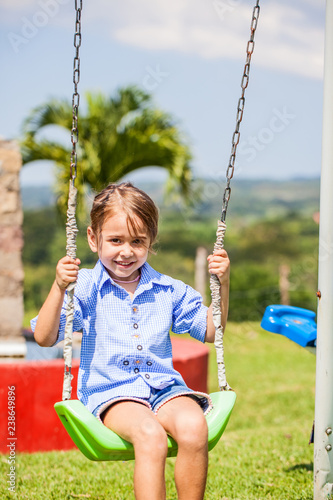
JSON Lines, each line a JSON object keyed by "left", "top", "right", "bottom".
{"left": 254, "top": 3, "right": 324, "bottom": 78}
{"left": 1, "top": 0, "right": 325, "bottom": 79}
{"left": 85, "top": 0, "right": 325, "bottom": 79}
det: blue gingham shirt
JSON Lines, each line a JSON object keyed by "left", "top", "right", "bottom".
{"left": 31, "top": 260, "right": 208, "bottom": 415}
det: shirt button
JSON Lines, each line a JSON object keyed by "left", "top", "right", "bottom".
{"left": 145, "top": 374, "right": 150, "bottom": 379}
{"left": 137, "top": 345, "right": 143, "bottom": 351}
{"left": 133, "top": 307, "right": 138, "bottom": 313}
{"left": 134, "top": 368, "right": 140, "bottom": 374}
{"left": 123, "top": 360, "right": 129, "bottom": 366}
{"left": 133, "top": 323, "right": 138, "bottom": 329}
{"left": 146, "top": 361, "right": 152, "bottom": 366}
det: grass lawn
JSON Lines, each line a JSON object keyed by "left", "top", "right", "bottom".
{"left": 0, "top": 322, "right": 316, "bottom": 499}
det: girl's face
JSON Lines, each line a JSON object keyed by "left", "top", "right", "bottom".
{"left": 87, "top": 211, "right": 150, "bottom": 281}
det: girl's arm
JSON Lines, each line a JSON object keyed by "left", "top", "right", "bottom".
{"left": 205, "top": 249, "right": 230, "bottom": 343}
{"left": 34, "top": 256, "right": 80, "bottom": 347}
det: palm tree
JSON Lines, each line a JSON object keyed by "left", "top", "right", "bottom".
{"left": 21, "top": 86, "right": 193, "bottom": 215}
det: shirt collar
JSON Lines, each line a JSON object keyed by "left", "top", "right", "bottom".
{"left": 91, "top": 259, "right": 111, "bottom": 290}
{"left": 140, "top": 262, "right": 173, "bottom": 287}
{"left": 91, "top": 259, "right": 173, "bottom": 292}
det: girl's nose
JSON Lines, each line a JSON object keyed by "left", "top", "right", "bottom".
{"left": 119, "top": 243, "right": 133, "bottom": 258}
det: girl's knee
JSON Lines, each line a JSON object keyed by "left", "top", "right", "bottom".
{"left": 175, "top": 412, "right": 208, "bottom": 450}
{"left": 133, "top": 418, "right": 168, "bottom": 459}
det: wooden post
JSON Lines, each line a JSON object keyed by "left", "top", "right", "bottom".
{"left": 279, "top": 264, "right": 290, "bottom": 306}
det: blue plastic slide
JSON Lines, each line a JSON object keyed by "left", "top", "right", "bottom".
{"left": 261, "top": 305, "right": 317, "bottom": 349}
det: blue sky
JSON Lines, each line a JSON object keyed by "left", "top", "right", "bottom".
{"left": 0, "top": 0, "right": 325, "bottom": 186}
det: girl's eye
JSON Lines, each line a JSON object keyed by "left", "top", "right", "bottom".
{"left": 111, "top": 238, "right": 121, "bottom": 244}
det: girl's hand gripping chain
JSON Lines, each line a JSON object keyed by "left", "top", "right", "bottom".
{"left": 207, "top": 249, "right": 230, "bottom": 285}
{"left": 56, "top": 256, "right": 81, "bottom": 290}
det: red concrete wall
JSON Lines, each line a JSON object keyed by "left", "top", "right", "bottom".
{"left": 0, "top": 338, "right": 209, "bottom": 453}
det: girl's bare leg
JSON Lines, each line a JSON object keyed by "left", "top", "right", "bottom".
{"left": 157, "top": 396, "right": 208, "bottom": 500}
{"left": 103, "top": 401, "right": 168, "bottom": 500}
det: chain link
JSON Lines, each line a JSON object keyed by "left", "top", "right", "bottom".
{"left": 70, "top": 0, "right": 82, "bottom": 183}
{"left": 62, "top": 0, "right": 83, "bottom": 400}
{"left": 221, "top": 1, "right": 260, "bottom": 223}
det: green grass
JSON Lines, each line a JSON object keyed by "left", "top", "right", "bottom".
{"left": 0, "top": 322, "right": 316, "bottom": 499}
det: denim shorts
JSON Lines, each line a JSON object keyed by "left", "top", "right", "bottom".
{"left": 94, "top": 382, "right": 213, "bottom": 422}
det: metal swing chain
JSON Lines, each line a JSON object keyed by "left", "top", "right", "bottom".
{"left": 211, "top": 0, "right": 260, "bottom": 392}
{"left": 66, "top": 0, "right": 82, "bottom": 260}
{"left": 70, "top": 0, "right": 82, "bottom": 184}
{"left": 221, "top": 0, "right": 260, "bottom": 223}
{"left": 63, "top": 0, "right": 83, "bottom": 401}
{"left": 66, "top": 0, "right": 82, "bottom": 263}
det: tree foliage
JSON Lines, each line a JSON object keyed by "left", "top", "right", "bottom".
{"left": 21, "top": 86, "right": 193, "bottom": 216}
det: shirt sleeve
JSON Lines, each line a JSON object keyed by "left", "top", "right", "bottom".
{"left": 30, "top": 292, "right": 84, "bottom": 346}
{"left": 171, "top": 281, "right": 208, "bottom": 343}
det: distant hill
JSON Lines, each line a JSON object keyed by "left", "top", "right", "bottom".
{"left": 159, "top": 177, "right": 320, "bottom": 221}
{"left": 22, "top": 185, "right": 55, "bottom": 210}
{"left": 220, "top": 177, "right": 320, "bottom": 220}
{"left": 22, "top": 178, "right": 320, "bottom": 220}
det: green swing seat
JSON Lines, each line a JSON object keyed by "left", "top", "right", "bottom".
{"left": 54, "top": 391, "right": 236, "bottom": 461}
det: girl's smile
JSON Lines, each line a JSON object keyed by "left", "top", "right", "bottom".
{"left": 113, "top": 260, "right": 137, "bottom": 272}
{"left": 115, "top": 261, "right": 135, "bottom": 267}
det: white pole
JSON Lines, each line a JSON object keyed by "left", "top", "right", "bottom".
{"left": 314, "top": 0, "right": 333, "bottom": 498}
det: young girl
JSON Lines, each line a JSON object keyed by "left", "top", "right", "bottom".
{"left": 32, "top": 182, "right": 230, "bottom": 500}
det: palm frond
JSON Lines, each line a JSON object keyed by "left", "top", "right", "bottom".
{"left": 22, "top": 100, "right": 72, "bottom": 137}
{"left": 21, "top": 86, "right": 194, "bottom": 216}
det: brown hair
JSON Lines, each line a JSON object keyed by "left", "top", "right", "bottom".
{"left": 90, "top": 182, "right": 159, "bottom": 251}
